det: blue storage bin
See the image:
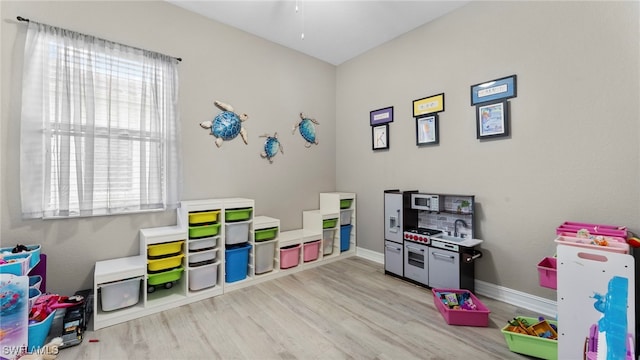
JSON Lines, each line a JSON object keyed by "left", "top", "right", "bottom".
{"left": 340, "top": 225, "right": 352, "bottom": 252}
{"left": 28, "top": 309, "right": 56, "bottom": 352}
{"left": 225, "top": 243, "right": 251, "bottom": 283}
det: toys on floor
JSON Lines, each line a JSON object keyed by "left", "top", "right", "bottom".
{"left": 18, "top": 336, "right": 63, "bottom": 360}
{"left": 503, "top": 317, "right": 558, "bottom": 340}
{"left": 435, "top": 291, "right": 478, "bottom": 311}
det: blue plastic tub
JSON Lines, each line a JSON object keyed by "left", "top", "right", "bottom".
{"left": 340, "top": 225, "right": 352, "bottom": 252}
{"left": 225, "top": 243, "right": 251, "bottom": 283}
{"left": 28, "top": 309, "right": 56, "bottom": 352}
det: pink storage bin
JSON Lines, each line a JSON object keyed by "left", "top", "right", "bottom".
{"left": 556, "top": 221, "right": 627, "bottom": 238}
{"left": 280, "top": 244, "right": 301, "bottom": 269}
{"left": 554, "top": 235, "right": 629, "bottom": 254}
{"left": 303, "top": 240, "right": 321, "bottom": 262}
{"left": 537, "top": 257, "right": 557, "bottom": 290}
{"left": 432, "top": 288, "right": 491, "bottom": 327}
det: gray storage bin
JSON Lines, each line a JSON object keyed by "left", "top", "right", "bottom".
{"left": 188, "top": 249, "right": 216, "bottom": 266}
{"left": 225, "top": 221, "right": 250, "bottom": 245}
{"left": 255, "top": 240, "right": 276, "bottom": 274}
{"left": 323, "top": 229, "right": 335, "bottom": 255}
{"left": 340, "top": 209, "right": 353, "bottom": 225}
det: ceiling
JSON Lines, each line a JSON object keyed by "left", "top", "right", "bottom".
{"left": 166, "top": 1, "right": 471, "bottom": 65}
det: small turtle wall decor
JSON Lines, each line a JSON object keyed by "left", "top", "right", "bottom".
{"left": 200, "top": 100, "right": 249, "bottom": 148}
{"left": 259, "top": 132, "right": 284, "bottom": 163}
{"left": 292, "top": 112, "right": 319, "bottom": 148}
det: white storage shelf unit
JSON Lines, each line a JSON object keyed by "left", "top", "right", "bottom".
{"left": 222, "top": 198, "right": 255, "bottom": 290}
{"left": 303, "top": 210, "right": 340, "bottom": 259}
{"left": 93, "top": 193, "right": 355, "bottom": 330}
{"left": 320, "top": 192, "right": 356, "bottom": 255}
{"left": 253, "top": 216, "right": 280, "bottom": 278}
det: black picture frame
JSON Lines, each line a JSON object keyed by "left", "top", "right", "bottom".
{"left": 476, "top": 99, "right": 509, "bottom": 139}
{"left": 370, "top": 106, "right": 394, "bottom": 126}
{"left": 416, "top": 114, "right": 439, "bottom": 146}
{"left": 372, "top": 124, "right": 389, "bottom": 150}
{"left": 470, "top": 74, "right": 517, "bottom": 106}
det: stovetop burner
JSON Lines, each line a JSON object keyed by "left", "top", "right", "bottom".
{"left": 407, "top": 227, "right": 443, "bottom": 236}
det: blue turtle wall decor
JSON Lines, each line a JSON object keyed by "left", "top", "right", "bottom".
{"left": 200, "top": 100, "right": 248, "bottom": 148}
{"left": 260, "top": 132, "right": 284, "bottom": 163}
{"left": 292, "top": 112, "right": 319, "bottom": 147}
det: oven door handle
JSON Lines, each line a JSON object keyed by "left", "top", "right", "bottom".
{"left": 405, "top": 244, "right": 425, "bottom": 253}
{"left": 385, "top": 244, "right": 402, "bottom": 252}
{"left": 431, "top": 251, "right": 455, "bottom": 260}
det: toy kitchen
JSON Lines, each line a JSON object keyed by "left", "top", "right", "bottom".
{"left": 383, "top": 190, "right": 483, "bottom": 292}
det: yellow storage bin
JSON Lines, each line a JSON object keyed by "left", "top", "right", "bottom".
{"left": 188, "top": 210, "right": 220, "bottom": 225}
{"left": 147, "top": 254, "right": 184, "bottom": 272}
{"left": 148, "top": 240, "right": 184, "bottom": 258}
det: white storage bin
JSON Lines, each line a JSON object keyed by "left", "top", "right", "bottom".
{"left": 225, "top": 221, "right": 250, "bottom": 245}
{"left": 100, "top": 277, "right": 141, "bottom": 311}
{"left": 188, "top": 236, "right": 218, "bottom": 251}
{"left": 340, "top": 209, "right": 353, "bottom": 226}
{"left": 189, "top": 263, "right": 218, "bottom": 291}
{"left": 323, "top": 229, "right": 335, "bottom": 255}
{"left": 188, "top": 249, "right": 216, "bottom": 266}
{"left": 255, "top": 240, "right": 276, "bottom": 275}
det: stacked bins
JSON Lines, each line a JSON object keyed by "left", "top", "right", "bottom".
{"left": 254, "top": 227, "right": 278, "bottom": 275}
{"left": 225, "top": 208, "right": 253, "bottom": 282}
{"left": 147, "top": 240, "right": 184, "bottom": 293}
{"left": 187, "top": 210, "right": 220, "bottom": 291}
{"left": 340, "top": 199, "right": 354, "bottom": 252}
{"left": 322, "top": 218, "right": 338, "bottom": 255}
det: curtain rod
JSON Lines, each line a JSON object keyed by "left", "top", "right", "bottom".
{"left": 16, "top": 16, "right": 182, "bottom": 62}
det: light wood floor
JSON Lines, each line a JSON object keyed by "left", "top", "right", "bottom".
{"left": 62, "top": 257, "right": 538, "bottom": 359}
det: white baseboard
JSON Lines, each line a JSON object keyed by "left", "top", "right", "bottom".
{"left": 356, "top": 248, "right": 557, "bottom": 318}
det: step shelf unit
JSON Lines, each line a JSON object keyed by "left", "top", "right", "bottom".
{"left": 93, "top": 193, "right": 355, "bottom": 330}
{"left": 320, "top": 192, "right": 356, "bottom": 254}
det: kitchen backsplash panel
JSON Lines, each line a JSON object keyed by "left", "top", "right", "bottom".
{"left": 418, "top": 211, "right": 473, "bottom": 237}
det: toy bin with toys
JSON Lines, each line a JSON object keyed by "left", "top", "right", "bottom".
{"left": 431, "top": 288, "right": 491, "bottom": 327}
{"left": 501, "top": 316, "right": 558, "bottom": 360}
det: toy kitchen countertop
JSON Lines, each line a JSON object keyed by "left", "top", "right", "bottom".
{"left": 430, "top": 233, "right": 483, "bottom": 248}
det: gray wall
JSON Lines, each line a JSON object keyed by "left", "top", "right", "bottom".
{"left": 1, "top": 1, "right": 336, "bottom": 295}
{"left": 337, "top": 1, "right": 640, "bottom": 297}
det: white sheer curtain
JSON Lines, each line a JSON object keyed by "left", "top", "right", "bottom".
{"left": 20, "top": 21, "right": 181, "bottom": 219}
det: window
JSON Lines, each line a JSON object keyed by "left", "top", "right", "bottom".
{"left": 20, "top": 21, "right": 181, "bottom": 219}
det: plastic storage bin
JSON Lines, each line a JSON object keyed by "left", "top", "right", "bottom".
{"left": 29, "top": 275, "right": 42, "bottom": 290}
{"left": 225, "top": 221, "right": 250, "bottom": 245}
{"left": 255, "top": 227, "right": 278, "bottom": 242}
{"left": 225, "top": 243, "right": 251, "bottom": 283}
{"left": 280, "top": 244, "right": 301, "bottom": 269}
{"left": 188, "top": 210, "right": 220, "bottom": 225}
{"left": 0, "top": 244, "right": 41, "bottom": 270}
{"left": 537, "top": 257, "right": 557, "bottom": 290}
{"left": 189, "top": 263, "right": 218, "bottom": 291}
{"left": 100, "top": 277, "right": 141, "bottom": 311}
{"left": 0, "top": 252, "right": 31, "bottom": 276}
{"left": 323, "top": 229, "right": 335, "bottom": 255}
{"left": 556, "top": 221, "right": 626, "bottom": 238}
{"left": 148, "top": 240, "right": 184, "bottom": 257}
{"left": 147, "top": 267, "right": 183, "bottom": 292}
{"left": 303, "top": 240, "right": 321, "bottom": 262}
{"left": 431, "top": 288, "right": 491, "bottom": 327}
{"left": 501, "top": 316, "right": 558, "bottom": 360}
{"left": 255, "top": 240, "right": 276, "bottom": 274}
{"left": 147, "top": 253, "right": 184, "bottom": 272}
{"left": 188, "top": 249, "right": 216, "bottom": 266}
{"left": 340, "top": 209, "right": 353, "bottom": 225}
{"left": 188, "top": 236, "right": 218, "bottom": 252}
{"left": 340, "top": 199, "right": 353, "bottom": 209}
{"left": 189, "top": 223, "right": 221, "bottom": 239}
{"left": 28, "top": 309, "right": 56, "bottom": 352}
{"left": 323, "top": 218, "right": 338, "bottom": 229}
{"left": 225, "top": 208, "right": 253, "bottom": 222}
{"left": 554, "top": 235, "right": 629, "bottom": 254}
{"left": 340, "top": 225, "right": 352, "bottom": 252}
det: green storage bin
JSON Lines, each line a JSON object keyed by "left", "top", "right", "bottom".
{"left": 147, "top": 267, "right": 184, "bottom": 286}
{"left": 322, "top": 218, "right": 338, "bottom": 229}
{"left": 225, "top": 208, "right": 253, "bottom": 222}
{"left": 255, "top": 227, "right": 278, "bottom": 242}
{"left": 189, "top": 223, "right": 221, "bottom": 239}
{"left": 340, "top": 199, "right": 353, "bottom": 209}
{"left": 501, "top": 316, "right": 558, "bottom": 360}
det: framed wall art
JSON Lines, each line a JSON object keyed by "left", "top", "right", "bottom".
{"left": 470, "top": 74, "right": 517, "bottom": 105}
{"left": 476, "top": 100, "right": 509, "bottom": 139}
{"left": 370, "top": 106, "right": 394, "bottom": 126}
{"left": 372, "top": 124, "right": 389, "bottom": 150}
{"left": 416, "top": 114, "right": 439, "bottom": 146}
{"left": 413, "top": 93, "right": 445, "bottom": 117}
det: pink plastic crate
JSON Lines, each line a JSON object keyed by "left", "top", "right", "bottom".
{"left": 432, "top": 288, "right": 491, "bottom": 327}
{"left": 303, "top": 240, "right": 320, "bottom": 262}
{"left": 280, "top": 244, "right": 301, "bottom": 269}
{"left": 537, "top": 257, "right": 557, "bottom": 290}
{"left": 554, "top": 235, "right": 629, "bottom": 254}
{"left": 556, "top": 221, "right": 627, "bottom": 238}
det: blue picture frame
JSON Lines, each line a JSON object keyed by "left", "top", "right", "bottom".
{"left": 470, "top": 74, "right": 517, "bottom": 105}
